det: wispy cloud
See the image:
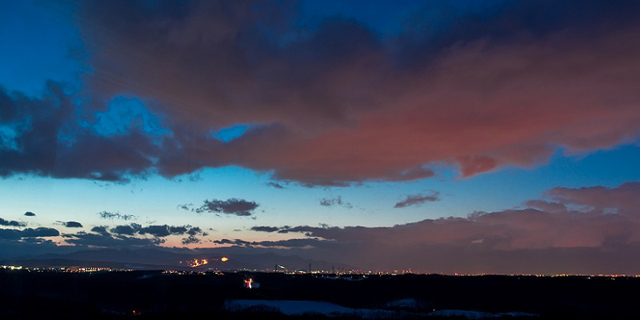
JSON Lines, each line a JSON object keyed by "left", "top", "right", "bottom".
{"left": 98, "top": 211, "right": 137, "bottom": 221}
{"left": 320, "top": 196, "right": 353, "bottom": 209}
{"left": 394, "top": 192, "right": 440, "bottom": 208}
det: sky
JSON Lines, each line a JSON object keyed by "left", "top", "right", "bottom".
{"left": 1, "top": 0, "right": 640, "bottom": 274}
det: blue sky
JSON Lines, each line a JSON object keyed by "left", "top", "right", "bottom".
{"left": 1, "top": 0, "right": 640, "bottom": 273}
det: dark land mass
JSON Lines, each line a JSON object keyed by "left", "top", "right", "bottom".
{"left": 1, "top": 248, "right": 353, "bottom": 271}
{"left": 0, "top": 270, "right": 638, "bottom": 320}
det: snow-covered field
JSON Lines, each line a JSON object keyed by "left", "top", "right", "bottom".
{"left": 225, "top": 299, "right": 537, "bottom": 319}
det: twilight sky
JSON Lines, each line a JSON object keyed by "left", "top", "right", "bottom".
{"left": 1, "top": 0, "right": 640, "bottom": 274}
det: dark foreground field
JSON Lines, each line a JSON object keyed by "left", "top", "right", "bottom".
{"left": 0, "top": 270, "right": 638, "bottom": 320}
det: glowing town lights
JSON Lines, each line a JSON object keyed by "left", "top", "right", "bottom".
{"left": 221, "top": 257, "right": 229, "bottom": 262}
{"left": 185, "top": 259, "right": 209, "bottom": 268}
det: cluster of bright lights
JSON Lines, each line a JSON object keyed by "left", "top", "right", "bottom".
{"left": 0, "top": 265, "right": 131, "bottom": 272}
{"left": 179, "top": 256, "right": 229, "bottom": 268}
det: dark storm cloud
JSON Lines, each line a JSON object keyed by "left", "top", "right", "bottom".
{"left": 394, "top": 192, "right": 440, "bottom": 208}
{"left": 62, "top": 0, "right": 640, "bottom": 185}
{"left": 24, "top": 211, "right": 36, "bottom": 217}
{"left": 2, "top": 1, "right": 640, "bottom": 186}
{"left": 0, "top": 83, "right": 159, "bottom": 182}
{"left": 0, "top": 0, "right": 640, "bottom": 186}
{"left": 194, "top": 198, "right": 259, "bottom": 216}
{"left": 319, "top": 196, "right": 352, "bottom": 209}
{"left": 98, "top": 211, "right": 137, "bottom": 221}
{"left": 0, "top": 218, "right": 25, "bottom": 227}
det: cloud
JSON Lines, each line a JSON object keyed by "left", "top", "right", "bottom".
{"left": 63, "top": 232, "right": 163, "bottom": 248}
{"left": 24, "top": 211, "right": 36, "bottom": 217}
{"left": 181, "top": 235, "right": 200, "bottom": 245}
{"left": 319, "top": 196, "right": 353, "bottom": 209}
{"left": 90, "top": 226, "right": 110, "bottom": 236}
{"left": 251, "top": 226, "right": 281, "bottom": 233}
{"left": 250, "top": 225, "right": 319, "bottom": 235}
{"left": 138, "top": 225, "right": 188, "bottom": 237}
{"left": 109, "top": 223, "right": 206, "bottom": 238}
{"left": 98, "top": 211, "right": 137, "bottom": 221}
{"left": 110, "top": 223, "right": 141, "bottom": 236}
{"left": 266, "top": 182, "right": 285, "bottom": 189}
{"left": 213, "top": 237, "right": 325, "bottom": 249}
{"left": 545, "top": 181, "right": 640, "bottom": 213}
{"left": 194, "top": 198, "right": 259, "bottom": 216}
{"left": 0, "top": 218, "right": 26, "bottom": 227}
{"left": 241, "top": 181, "right": 640, "bottom": 273}
{"left": 59, "top": 221, "right": 83, "bottom": 228}
{"left": 0, "top": 83, "right": 161, "bottom": 182}
{"left": 0, "top": 227, "right": 60, "bottom": 240}
{"left": 187, "top": 227, "right": 205, "bottom": 236}
{"left": 1, "top": 1, "right": 640, "bottom": 186}
{"left": 74, "top": 0, "right": 640, "bottom": 185}
{"left": 394, "top": 192, "right": 440, "bottom": 208}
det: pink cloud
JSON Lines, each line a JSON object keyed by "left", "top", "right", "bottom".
{"left": 4, "top": 1, "right": 638, "bottom": 185}
{"left": 251, "top": 181, "right": 640, "bottom": 272}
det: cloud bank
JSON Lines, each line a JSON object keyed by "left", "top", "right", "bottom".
{"left": 248, "top": 181, "right": 640, "bottom": 273}
{"left": 0, "top": 1, "right": 638, "bottom": 185}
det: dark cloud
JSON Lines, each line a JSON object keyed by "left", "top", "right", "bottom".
{"left": 181, "top": 235, "right": 200, "bottom": 245}
{"left": 24, "top": 211, "right": 36, "bottom": 217}
{"left": 111, "top": 223, "right": 141, "bottom": 236}
{"left": 63, "top": 232, "right": 162, "bottom": 248}
{"left": 213, "top": 239, "right": 251, "bottom": 246}
{"left": 266, "top": 182, "right": 285, "bottom": 189}
{"left": 109, "top": 223, "right": 205, "bottom": 238}
{"left": 394, "top": 192, "right": 440, "bottom": 208}
{"left": 250, "top": 225, "right": 317, "bottom": 235}
{"left": 187, "top": 227, "right": 204, "bottom": 236}
{"left": 90, "top": 226, "right": 110, "bottom": 236}
{"left": 98, "top": 211, "right": 137, "bottom": 221}
{"left": 0, "top": 218, "right": 25, "bottom": 227}
{"left": 137, "top": 225, "right": 175, "bottom": 237}
{"left": 251, "top": 226, "right": 280, "bottom": 233}
{"left": 213, "top": 237, "right": 324, "bottom": 249}
{"left": 194, "top": 198, "right": 259, "bottom": 216}
{"left": 1, "top": 1, "right": 639, "bottom": 186}
{"left": 0, "top": 83, "right": 160, "bottom": 182}
{"left": 67, "top": 0, "right": 640, "bottom": 185}
{"left": 59, "top": 221, "right": 83, "bottom": 228}
{"left": 319, "top": 196, "right": 352, "bottom": 209}
{"left": 0, "top": 227, "right": 60, "bottom": 240}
